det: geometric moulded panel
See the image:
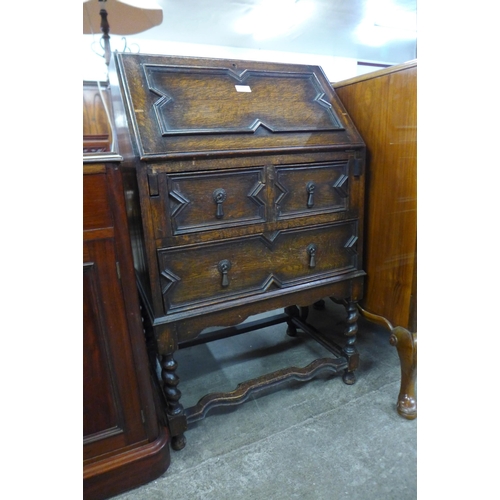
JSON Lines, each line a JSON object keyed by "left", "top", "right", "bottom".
{"left": 144, "top": 65, "right": 344, "bottom": 136}
{"left": 275, "top": 162, "right": 349, "bottom": 219}
{"left": 157, "top": 221, "right": 358, "bottom": 314}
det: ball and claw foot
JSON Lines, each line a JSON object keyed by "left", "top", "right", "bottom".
{"left": 171, "top": 433, "right": 186, "bottom": 451}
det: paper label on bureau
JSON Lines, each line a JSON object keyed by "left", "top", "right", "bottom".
{"left": 235, "top": 85, "right": 252, "bottom": 92}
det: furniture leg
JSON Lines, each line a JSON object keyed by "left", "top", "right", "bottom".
{"left": 160, "top": 353, "right": 187, "bottom": 450}
{"left": 390, "top": 327, "right": 417, "bottom": 420}
{"left": 285, "top": 305, "right": 308, "bottom": 337}
{"left": 313, "top": 299, "right": 326, "bottom": 310}
{"left": 342, "top": 300, "right": 359, "bottom": 385}
{"left": 285, "top": 306, "right": 299, "bottom": 337}
{"left": 357, "top": 305, "right": 417, "bottom": 419}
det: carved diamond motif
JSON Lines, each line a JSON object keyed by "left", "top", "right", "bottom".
{"left": 248, "top": 180, "right": 265, "bottom": 210}
{"left": 160, "top": 268, "right": 181, "bottom": 296}
{"left": 169, "top": 190, "right": 190, "bottom": 218}
{"left": 344, "top": 235, "right": 358, "bottom": 255}
{"left": 332, "top": 174, "right": 349, "bottom": 198}
{"left": 274, "top": 178, "right": 288, "bottom": 213}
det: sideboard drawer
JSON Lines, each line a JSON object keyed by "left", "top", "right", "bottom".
{"left": 157, "top": 221, "right": 359, "bottom": 314}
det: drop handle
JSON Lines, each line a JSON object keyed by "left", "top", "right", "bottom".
{"left": 213, "top": 188, "right": 227, "bottom": 219}
{"left": 306, "top": 182, "right": 315, "bottom": 208}
{"left": 218, "top": 259, "right": 232, "bottom": 287}
{"left": 307, "top": 244, "right": 317, "bottom": 268}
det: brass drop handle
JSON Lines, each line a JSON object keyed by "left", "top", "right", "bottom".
{"left": 306, "top": 182, "right": 316, "bottom": 208}
{"left": 213, "top": 188, "right": 227, "bottom": 219}
{"left": 218, "top": 259, "right": 232, "bottom": 287}
{"left": 307, "top": 244, "right": 317, "bottom": 268}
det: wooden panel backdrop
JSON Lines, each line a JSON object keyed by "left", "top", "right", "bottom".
{"left": 334, "top": 61, "right": 417, "bottom": 419}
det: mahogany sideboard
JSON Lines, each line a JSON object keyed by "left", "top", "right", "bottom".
{"left": 83, "top": 81, "right": 113, "bottom": 153}
{"left": 333, "top": 60, "right": 417, "bottom": 419}
{"left": 108, "top": 53, "right": 367, "bottom": 450}
{"left": 83, "top": 154, "right": 171, "bottom": 499}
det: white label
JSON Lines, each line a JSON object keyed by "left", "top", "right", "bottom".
{"left": 235, "top": 85, "right": 252, "bottom": 92}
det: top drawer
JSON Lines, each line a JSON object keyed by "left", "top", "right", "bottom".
{"left": 150, "top": 167, "right": 267, "bottom": 238}
{"left": 275, "top": 161, "right": 350, "bottom": 219}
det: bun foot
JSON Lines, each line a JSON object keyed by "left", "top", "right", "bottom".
{"left": 171, "top": 433, "right": 186, "bottom": 451}
{"left": 342, "top": 370, "right": 356, "bottom": 385}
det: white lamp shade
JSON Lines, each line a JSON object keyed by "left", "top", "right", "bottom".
{"left": 83, "top": 0, "right": 163, "bottom": 35}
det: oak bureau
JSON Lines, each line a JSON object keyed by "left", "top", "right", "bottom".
{"left": 109, "top": 53, "right": 366, "bottom": 450}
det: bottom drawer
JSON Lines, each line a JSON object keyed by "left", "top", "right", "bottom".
{"left": 158, "top": 221, "right": 360, "bottom": 314}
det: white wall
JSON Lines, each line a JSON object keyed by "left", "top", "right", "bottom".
{"left": 82, "top": 35, "right": 395, "bottom": 83}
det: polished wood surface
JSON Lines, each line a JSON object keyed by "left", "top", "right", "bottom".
{"left": 110, "top": 54, "right": 367, "bottom": 449}
{"left": 83, "top": 155, "right": 170, "bottom": 499}
{"left": 334, "top": 61, "right": 417, "bottom": 419}
{"left": 334, "top": 61, "right": 416, "bottom": 332}
{"left": 83, "top": 82, "right": 112, "bottom": 153}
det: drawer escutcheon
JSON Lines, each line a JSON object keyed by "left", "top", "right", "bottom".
{"left": 213, "top": 188, "right": 227, "bottom": 219}
{"left": 306, "top": 182, "right": 316, "bottom": 208}
{"left": 218, "top": 259, "right": 232, "bottom": 287}
{"left": 307, "top": 243, "right": 317, "bottom": 268}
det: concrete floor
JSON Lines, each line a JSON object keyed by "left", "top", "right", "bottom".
{"left": 112, "top": 299, "right": 417, "bottom": 500}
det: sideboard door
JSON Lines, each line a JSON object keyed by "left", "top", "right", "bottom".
{"left": 83, "top": 234, "right": 148, "bottom": 460}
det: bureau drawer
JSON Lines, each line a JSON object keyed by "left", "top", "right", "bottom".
{"left": 157, "top": 221, "right": 359, "bottom": 314}
{"left": 149, "top": 167, "right": 267, "bottom": 238}
{"left": 275, "top": 161, "right": 350, "bottom": 219}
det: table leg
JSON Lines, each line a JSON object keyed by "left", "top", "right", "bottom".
{"left": 161, "top": 353, "right": 187, "bottom": 450}
{"left": 356, "top": 305, "right": 417, "bottom": 419}
{"left": 390, "top": 327, "right": 417, "bottom": 420}
{"left": 342, "top": 300, "right": 359, "bottom": 385}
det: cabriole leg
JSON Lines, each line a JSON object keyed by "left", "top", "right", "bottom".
{"left": 390, "top": 327, "right": 417, "bottom": 419}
